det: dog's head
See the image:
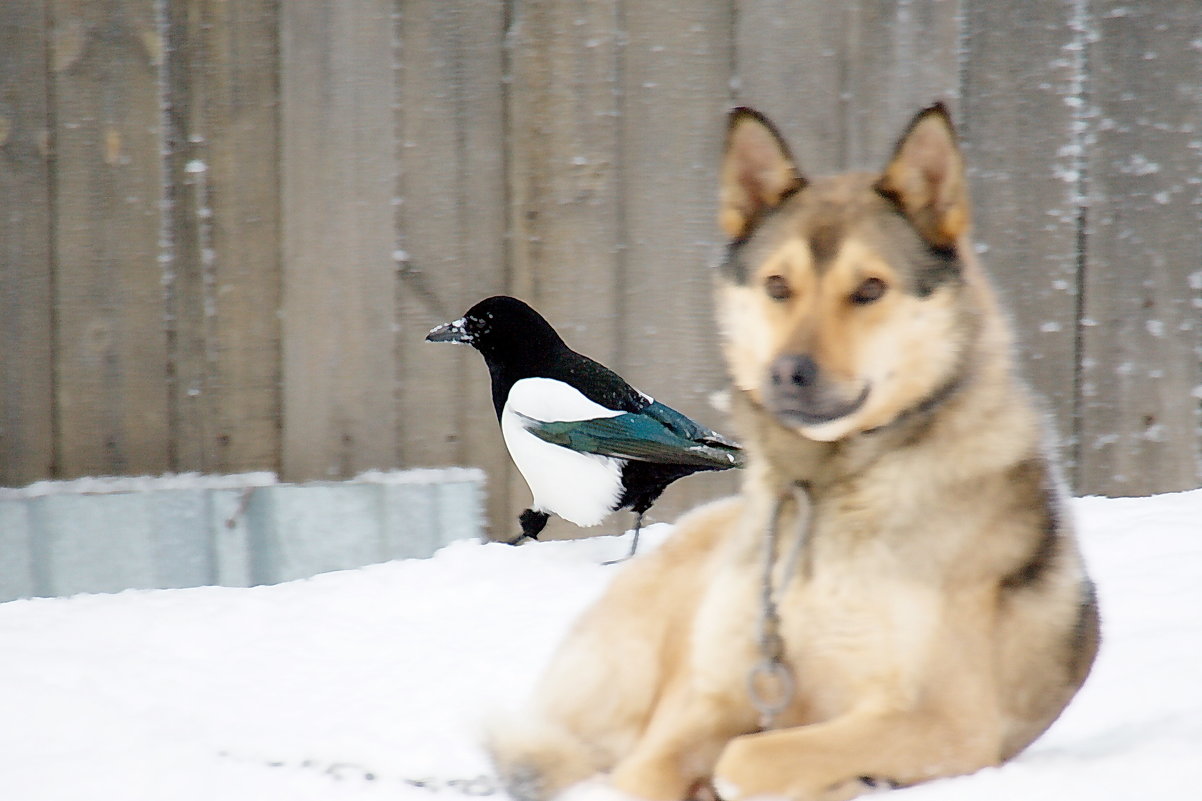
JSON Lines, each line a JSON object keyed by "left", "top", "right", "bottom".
{"left": 716, "top": 104, "right": 976, "bottom": 442}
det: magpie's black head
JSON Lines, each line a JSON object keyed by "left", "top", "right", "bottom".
{"left": 426, "top": 295, "right": 568, "bottom": 369}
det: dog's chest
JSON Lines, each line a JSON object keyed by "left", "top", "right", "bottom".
{"left": 689, "top": 504, "right": 945, "bottom": 719}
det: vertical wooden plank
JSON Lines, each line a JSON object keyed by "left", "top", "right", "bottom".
{"left": 959, "top": 0, "right": 1085, "bottom": 473}
{"left": 395, "top": 0, "right": 511, "bottom": 538}
{"left": 279, "top": 1, "right": 398, "bottom": 480}
{"left": 0, "top": 0, "right": 56, "bottom": 486}
{"left": 162, "top": 0, "right": 206, "bottom": 473}
{"left": 164, "top": 0, "right": 282, "bottom": 474}
{"left": 505, "top": 0, "right": 624, "bottom": 540}
{"left": 1079, "top": 1, "right": 1202, "bottom": 495}
{"left": 844, "top": 0, "right": 962, "bottom": 168}
{"left": 507, "top": 0, "right": 623, "bottom": 357}
{"left": 738, "top": 0, "right": 959, "bottom": 175}
{"left": 618, "top": 1, "right": 740, "bottom": 528}
{"left": 50, "top": 0, "right": 170, "bottom": 477}
{"left": 734, "top": 0, "right": 847, "bottom": 175}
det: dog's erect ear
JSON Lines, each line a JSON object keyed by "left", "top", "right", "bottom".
{"left": 875, "top": 103, "right": 969, "bottom": 249}
{"left": 720, "top": 108, "right": 806, "bottom": 240}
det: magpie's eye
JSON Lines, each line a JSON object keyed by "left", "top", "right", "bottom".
{"left": 851, "top": 277, "right": 887, "bottom": 305}
{"left": 764, "top": 274, "right": 792, "bottom": 301}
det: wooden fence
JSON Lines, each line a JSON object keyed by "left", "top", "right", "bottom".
{"left": 2, "top": 0, "right": 1200, "bottom": 542}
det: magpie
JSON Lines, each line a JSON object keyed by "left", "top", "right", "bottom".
{"left": 426, "top": 295, "right": 742, "bottom": 557}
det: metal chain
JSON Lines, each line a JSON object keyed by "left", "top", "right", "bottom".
{"left": 406, "top": 775, "right": 500, "bottom": 796}
{"left": 747, "top": 484, "right": 812, "bottom": 730}
{"left": 216, "top": 751, "right": 499, "bottom": 795}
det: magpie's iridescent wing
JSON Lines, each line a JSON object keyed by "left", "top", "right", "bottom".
{"left": 515, "top": 405, "right": 742, "bottom": 470}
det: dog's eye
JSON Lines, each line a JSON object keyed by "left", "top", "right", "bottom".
{"left": 851, "top": 277, "right": 887, "bottom": 305}
{"left": 764, "top": 275, "right": 792, "bottom": 301}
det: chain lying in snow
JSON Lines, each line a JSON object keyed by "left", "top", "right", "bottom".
{"left": 216, "top": 751, "right": 500, "bottom": 795}
{"left": 406, "top": 775, "right": 500, "bottom": 795}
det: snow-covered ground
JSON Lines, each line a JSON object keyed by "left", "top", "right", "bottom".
{"left": 1, "top": 490, "right": 1199, "bottom": 801}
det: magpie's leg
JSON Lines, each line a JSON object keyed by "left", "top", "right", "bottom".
{"left": 603, "top": 510, "right": 645, "bottom": 565}
{"left": 627, "top": 510, "right": 644, "bottom": 558}
{"left": 509, "top": 508, "right": 549, "bottom": 545}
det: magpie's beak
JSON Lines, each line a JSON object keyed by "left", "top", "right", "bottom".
{"left": 425, "top": 318, "right": 472, "bottom": 344}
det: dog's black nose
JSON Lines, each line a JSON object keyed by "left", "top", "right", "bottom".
{"left": 770, "top": 354, "right": 820, "bottom": 388}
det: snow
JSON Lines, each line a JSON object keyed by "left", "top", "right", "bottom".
{"left": 0, "top": 468, "right": 483, "bottom": 501}
{"left": 1, "top": 491, "right": 1200, "bottom": 801}
{"left": 0, "top": 471, "right": 279, "bottom": 500}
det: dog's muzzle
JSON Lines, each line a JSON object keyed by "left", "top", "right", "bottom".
{"left": 764, "top": 354, "right": 869, "bottom": 426}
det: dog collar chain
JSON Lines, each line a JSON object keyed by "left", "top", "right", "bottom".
{"left": 748, "top": 484, "right": 812, "bottom": 729}
{"left": 215, "top": 751, "right": 500, "bottom": 795}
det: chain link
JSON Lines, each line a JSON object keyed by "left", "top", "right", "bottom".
{"left": 749, "top": 484, "right": 812, "bottom": 729}
{"left": 216, "top": 751, "right": 500, "bottom": 795}
{"left": 410, "top": 775, "right": 500, "bottom": 795}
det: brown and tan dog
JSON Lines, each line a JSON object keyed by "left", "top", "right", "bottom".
{"left": 489, "top": 104, "right": 1100, "bottom": 801}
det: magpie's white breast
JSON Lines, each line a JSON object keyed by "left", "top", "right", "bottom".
{"left": 500, "top": 377, "right": 626, "bottom": 527}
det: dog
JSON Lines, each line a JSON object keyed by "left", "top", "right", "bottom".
{"left": 487, "top": 103, "right": 1100, "bottom": 801}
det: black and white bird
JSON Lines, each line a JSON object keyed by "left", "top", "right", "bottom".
{"left": 426, "top": 295, "right": 742, "bottom": 557}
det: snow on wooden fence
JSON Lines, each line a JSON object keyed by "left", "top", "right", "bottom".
{"left": 0, "top": 468, "right": 484, "bottom": 603}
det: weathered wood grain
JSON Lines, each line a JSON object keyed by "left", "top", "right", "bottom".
{"left": 279, "top": 0, "right": 398, "bottom": 481}
{"left": 1078, "top": 0, "right": 1202, "bottom": 494}
{"left": 734, "top": 0, "right": 848, "bottom": 175}
{"left": 163, "top": 0, "right": 282, "bottom": 475}
{"left": 617, "top": 0, "right": 740, "bottom": 528}
{"left": 50, "top": 0, "right": 171, "bottom": 477}
{"left": 2, "top": 0, "right": 1199, "bottom": 503}
{"left": 506, "top": 0, "right": 623, "bottom": 359}
{"left": 960, "top": 0, "right": 1085, "bottom": 475}
{"left": 843, "top": 0, "right": 962, "bottom": 168}
{"left": 395, "top": 0, "right": 511, "bottom": 537}
{"left": 0, "top": 0, "right": 55, "bottom": 486}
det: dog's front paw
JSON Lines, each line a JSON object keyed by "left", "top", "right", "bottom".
{"left": 713, "top": 737, "right": 859, "bottom": 801}
{"left": 713, "top": 739, "right": 874, "bottom": 801}
{"left": 712, "top": 777, "right": 793, "bottom": 801}
{"left": 712, "top": 738, "right": 778, "bottom": 801}
{"left": 711, "top": 775, "right": 755, "bottom": 801}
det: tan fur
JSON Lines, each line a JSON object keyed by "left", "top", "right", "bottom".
{"left": 488, "top": 105, "right": 1099, "bottom": 801}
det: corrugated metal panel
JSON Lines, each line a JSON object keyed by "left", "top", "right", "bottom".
{"left": 0, "top": 469, "right": 484, "bottom": 603}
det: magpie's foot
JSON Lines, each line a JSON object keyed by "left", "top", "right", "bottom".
{"left": 602, "top": 540, "right": 637, "bottom": 565}
{"left": 603, "top": 514, "right": 644, "bottom": 564}
{"left": 518, "top": 509, "right": 550, "bottom": 543}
